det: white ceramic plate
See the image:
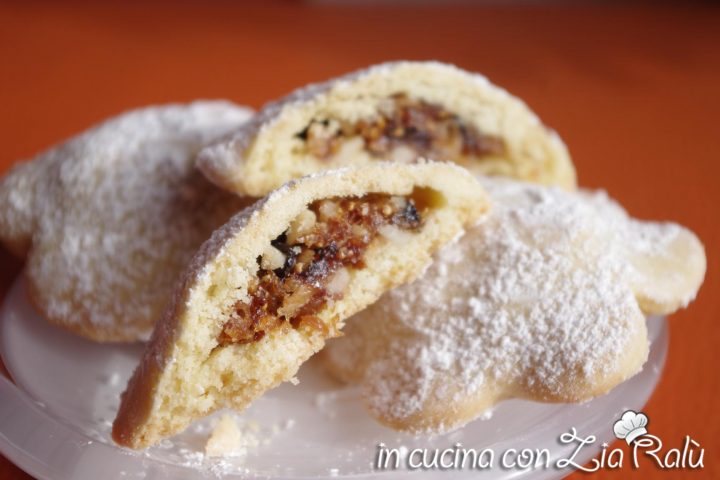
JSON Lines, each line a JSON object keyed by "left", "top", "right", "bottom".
{"left": 0, "top": 276, "right": 667, "bottom": 480}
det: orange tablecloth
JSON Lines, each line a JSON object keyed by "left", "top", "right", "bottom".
{"left": 0, "top": 2, "right": 718, "bottom": 479}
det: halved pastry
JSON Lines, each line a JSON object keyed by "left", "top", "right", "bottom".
{"left": 112, "top": 162, "right": 488, "bottom": 449}
{"left": 198, "top": 61, "right": 575, "bottom": 197}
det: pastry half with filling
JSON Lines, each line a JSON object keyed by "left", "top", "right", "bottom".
{"left": 112, "top": 162, "right": 488, "bottom": 449}
{"left": 198, "top": 61, "right": 575, "bottom": 197}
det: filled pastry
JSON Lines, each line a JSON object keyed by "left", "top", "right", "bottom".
{"left": 112, "top": 162, "right": 488, "bottom": 448}
{"left": 323, "top": 177, "right": 705, "bottom": 434}
{"left": 198, "top": 61, "right": 575, "bottom": 197}
{"left": 0, "top": 101, "right": 253, "bottom": 341}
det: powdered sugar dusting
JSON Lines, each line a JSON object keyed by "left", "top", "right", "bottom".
{"left": 0, "top": 101, "right": 253, "bottom": 340}
{"left": 576, "top": 188, "right": 703, "bottom": 309}
{"left": 327, "top": 178, "right": 672, "bottom": 431}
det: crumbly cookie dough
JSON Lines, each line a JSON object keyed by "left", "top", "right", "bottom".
{"left": 198, "top": 61, "right": 575, "bottom": 196}
{"left": 112, "top": 162, "right": 489, "bottom": 449}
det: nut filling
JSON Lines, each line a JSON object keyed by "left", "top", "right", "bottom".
{"left": 218, "top": 193, "right": 428, "bottom": 346}
{"left": 295, "top": 93, "right": 506, "bottom": 163}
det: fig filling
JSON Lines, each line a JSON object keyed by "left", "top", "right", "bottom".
{"left": 295, "top": 93, "right": 506, "bottom": 163}
{"left": 217, "top": 192, "right": 429, "bottom": 346}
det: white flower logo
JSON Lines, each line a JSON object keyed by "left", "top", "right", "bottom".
{"left": 613, "top": 410, "right": 649, "bottom": 444}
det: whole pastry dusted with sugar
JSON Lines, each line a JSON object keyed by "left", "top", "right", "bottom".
{"left": 113, "top": 162, "right": 489, "bottom": 449}
{"left": 322, "top": 177, "right": 705, "bottom": 434}
{"left": 198, "top": 61, "right": 575, "bottom": 196}
{"left": 0, "top": 101, "right": 253, "bottom": 342}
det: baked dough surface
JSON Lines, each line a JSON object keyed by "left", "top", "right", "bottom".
{"left": 0, "top": 101, "right": 253, "bottom": 341}
{"left": 198, "top": 61, "right": 575, "bottom": 196}
{"left": 323, "top": 177, "right": 705, "bottom": 434}
{"left": 112, "top": 162, "right": 489, "bottom": 449}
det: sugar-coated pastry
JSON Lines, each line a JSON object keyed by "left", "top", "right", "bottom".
{"left": 198, "top": 61, "right": 575, "bottom": 196}
{"left": 112, "top": 162, "right": 489, "bottom": 449}
{"left": 323, "top": 177, "right": 705, "bottom": 435}
{"left": 0, "top": 101, "right": 253, "bottom": 342}
{"left": 575, "top": 189, "right": 705, "bottom": 315}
